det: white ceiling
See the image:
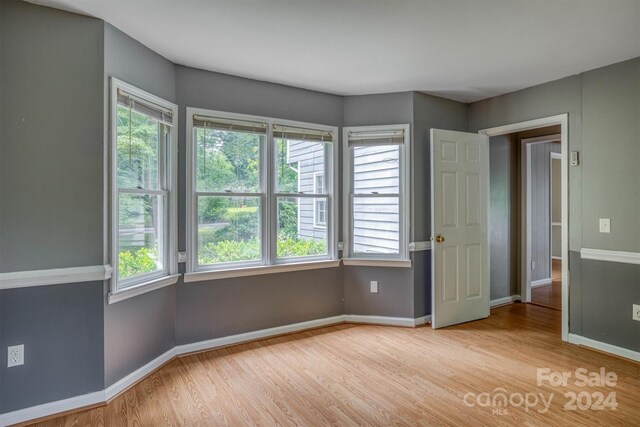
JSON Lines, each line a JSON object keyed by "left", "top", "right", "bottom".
{"left": 30, "top": 0, "right": 640, "bottom": 102}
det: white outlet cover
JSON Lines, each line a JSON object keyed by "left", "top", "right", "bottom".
{"left": 633, "top": 304, "right": 640, "bottom": 322}
{"left": 8, "top": 344, "right": 24, "bottom": 367}
{"left": 370, "top": 281, "right": 378, "bottom": 293}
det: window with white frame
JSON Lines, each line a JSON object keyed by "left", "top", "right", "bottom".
{"left": 110, "top": 78, "right": 178, "bottom": 297}
{"left": 187, "top": 109, "right": 337, "bottom": 275}
{"left": 344, "top": 125, "right": 410, "bottom": 261}
{"left": 313, "top": 173, "right": 327, "bottom": 228}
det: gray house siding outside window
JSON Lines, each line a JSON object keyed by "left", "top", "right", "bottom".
{"left": 287, "top": 141, "right": 326, "bottom": 241}
{"left": 289, "top": 141, "right": 400, "bottom": 253}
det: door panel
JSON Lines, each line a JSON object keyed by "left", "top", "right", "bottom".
{"left": 431, "top": 129, "right": 490, "bottom": 328}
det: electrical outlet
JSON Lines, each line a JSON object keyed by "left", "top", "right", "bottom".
{"left": 599, "top": 218, "right": 611, "bottom": 233}
{"left": 370, "top": 281, "right": 378, "bottom": 293}
{"left": 633, "top": 304, "right": 640, "bottom": 322}
{"left": 531, "top": 261, "right": 536, "bottom": 270}
{"left": 8, "top": 344, "right": 24, "bottom": 368}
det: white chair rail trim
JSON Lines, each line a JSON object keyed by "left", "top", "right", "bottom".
{"left": 0, "top": 265, "right": 113, "bottom": 290}
{"left": 580, "top": 248, "right": 640, "bottom": 265}
{"left": 409, "top": 241, "right": 432, "bottom": 252}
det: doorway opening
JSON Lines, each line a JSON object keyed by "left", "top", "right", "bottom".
{"left": 480, "top": 114, "right": 569, "bottom": 341}
{"left": 523, "top": 132, "right": 562, "bottom": 310}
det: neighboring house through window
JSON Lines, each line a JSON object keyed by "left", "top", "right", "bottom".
{"left": 314, "top": 173, "right": 327, "bottom": 228}
{"left": 186, "top": 108, "right": 338, "bottom": 279}
{"left": 343, "top": 124, "right": 411, "bottom": 262}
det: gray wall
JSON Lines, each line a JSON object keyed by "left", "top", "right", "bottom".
{"left": 174, "top": 66, "right": 345, "bottom": 345}
{"left": 471, "top": 58, "right": 640, "bottom": 351}
{"left": 529, "top": 141, "right": 560, "bottom": 282}
{"left": 342, "top": 92, "right": 416, "bottom": 317}
{"left": 102, "top": 23, "right": 177, "bottom": 387}
{"left": 470, "top": 74, "right": 583, "bottom": 252}
{"left": 177, "top": 269, "right": 344, "bottom": 345}
{"left": 581, "top": 59, "right": 640, "bottom": 253}
{"left": 0, "top": 0, "right": 104, "bottom": 271}
{"left": 1, "top": 282, "right": 104, "bottom": 412}
{"left": 341, "top": 91, "right": 468, "bottom": 318}
{"left": 570, "top": 254, "right": 640, "bottom": 352}
{"left": 0, "top": 0, "right": 105, "bottom": 412}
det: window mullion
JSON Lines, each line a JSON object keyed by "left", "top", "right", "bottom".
{"left": 266, "top": 123, "right": 275, "bottom": 266}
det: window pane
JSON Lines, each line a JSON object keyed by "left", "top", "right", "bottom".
{"left": 116, "top": 104, "right": 161, "bottom": 190}
{"left": 275, "top": 139, "right": 326, "bottom": 193}
{"left": 118, "top": 193, "right": 164, "bottom": 283}
{"left": 197, "top": 196, "right": 261, "bottom": 265}
{"left": 353, "top": 144, "right": 399, "bottom": 194}
{"left": 315, "top": 199, "right": 327, "bottom": 227}
{"left": 352, "top": 196, "right": 399, "bottom": 255}
{"left": 277, "top": 197, "right": 327, "bottom": 258}
{"left": 195, "top": 128, "right": 261, "bottom": 193}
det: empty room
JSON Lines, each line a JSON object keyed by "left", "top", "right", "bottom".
{"left": 0, "top": 0, "right": 639, "bottom": 425}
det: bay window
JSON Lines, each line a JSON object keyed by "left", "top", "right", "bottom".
{"left": 186, "top": 108, "right": 338, "bottom": 279}
{"left": 109, "top": 78, "right": 178, "bottom": 302}
{"left": 343, "top": 124, "right": 411, "bottom": 264}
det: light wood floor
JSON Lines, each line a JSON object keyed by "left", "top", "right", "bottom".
{"left": 531, "top": 260, "right": 562, "bottom": 310}
{"left": 25, "top": 304, "right": 639, "bottom": 426}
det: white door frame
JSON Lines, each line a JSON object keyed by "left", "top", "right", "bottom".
{"left": 521, "top": 135, "right": 561, "bottom": 301}
{"left": 550, "top": 152, "right": 563, "bottom": 267}
{"left": 479, "top": 114, "right": 569, "bottom": 342}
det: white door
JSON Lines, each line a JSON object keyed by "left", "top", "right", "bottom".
{"left": 431, "top": 129, "right": 490, "bottom": 328}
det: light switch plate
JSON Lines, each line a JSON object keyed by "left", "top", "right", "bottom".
{"left": 370, "top": 281, "right": 378, "bottom": 293}
{"left": 599, "top": 218, "right": 611, "bottom": 233}
{"left": 570, "top": 151, "right": 580, "bottom": 166}
{"left": 633, "top": 305, "right": 640, "bottom": 322}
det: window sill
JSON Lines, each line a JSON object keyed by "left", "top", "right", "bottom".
{"left": 342, "top": 258, "right": 412, "bottom": 268}
{"left": 184, "top": 259, "right": 341, "bottom": 283}
{"left": 108, "top": 274, "right": 180, "bottom": 304}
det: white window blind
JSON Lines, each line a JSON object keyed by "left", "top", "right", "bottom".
{"left": 117, "top": 89, "right": 174, "bottom": 126}
{"left": 273, "top": 124, "right": 333, "bottom": 142}
{"left": 193, "top": 114, "right": 268, "bottom": 134}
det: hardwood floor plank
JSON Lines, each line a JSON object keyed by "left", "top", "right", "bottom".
{"left": 26, "top": 304, "right": 639, "bottom": 427}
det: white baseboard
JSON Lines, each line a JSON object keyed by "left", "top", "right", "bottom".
{"left": 568, "top": 334, "right": 640, "bottom": 362}
{"left": 105, "top": 347, "right": 177, "bottom": 400}
{"left": 0, "top": 390, "right": 105, "bottom": 427}
{"left": 343, "top": 314, "right": 426, "bottom": 327}
{"left": 531, "top": 278, "right": 552, "bottom": 288}
{"left": 0, "top": 313, "right": 430, "bottom": 425}
{"left": 414, "top": 315, "right": 432, "bottom": 326}
{"left": 490, "top": 295, "right": 521, "bottom": 308}
{"left": 175, "top": 315, "right": 346, "bottom": 355}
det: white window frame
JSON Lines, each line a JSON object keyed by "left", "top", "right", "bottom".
{"left": 108, "top": 78, "right": 179, "bottom": 303}
{"left": 342, "top": 124, "right": 411, "bottom": 266}
{"left": 185, "top": 107, "right": 339, "bottom": 282}
{"left": 313, "top": 172, "right": 327, "bottom": 228}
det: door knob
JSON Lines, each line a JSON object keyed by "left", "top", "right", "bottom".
{"left": 435, "top": 235, "right": 445, "bottom": 243}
